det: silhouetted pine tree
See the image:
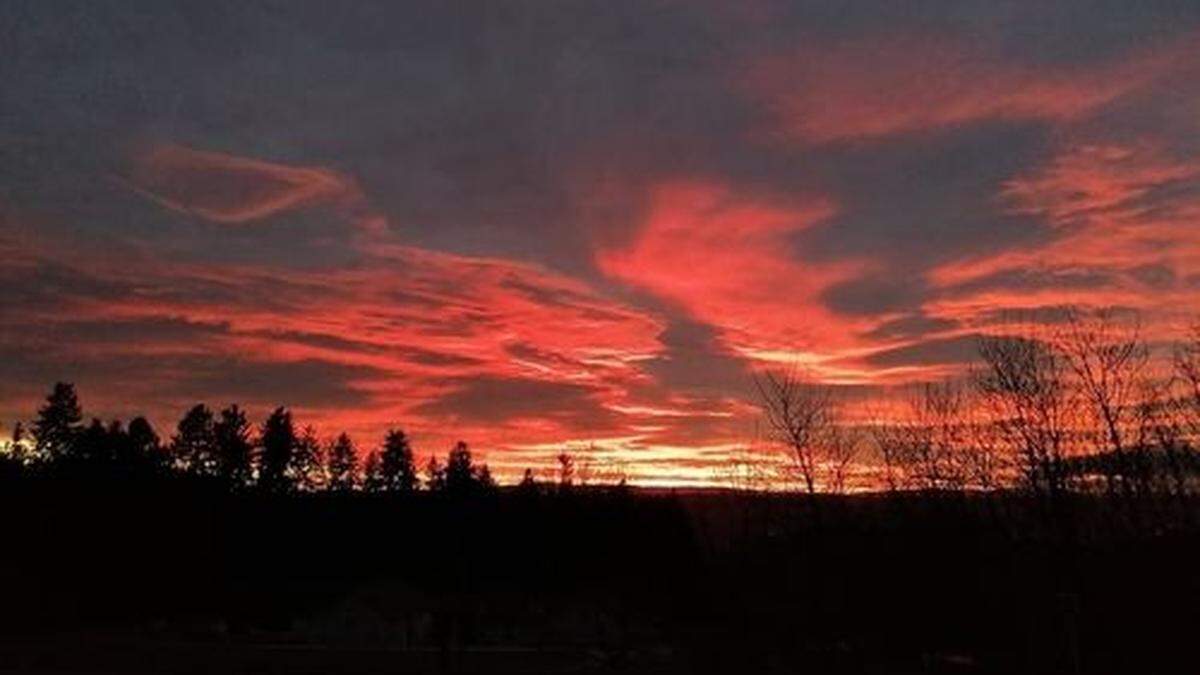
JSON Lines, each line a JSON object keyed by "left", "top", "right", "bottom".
{"left": 442, "top": 441, "right": 495, "bottom": 495}
{"left": 445, "top": 441, "right": 476, "bottom": 494}
{"left": 213, "top": 405, "right": 253, "bottom": 488}
{"left": 76, "top": 418, "right": 115, "bottom": 464}
{"left": 518, "top": 468, "right": 538, "bottom": 495}
{"left": 7, "top": 422, "right": 29, "bottom": 465}
{"left": 126, "top": 417, "right": 159, "bottom": 456}
{"left": 107, "top": 420, "right": 129, "bottom": 463}
{"left": 362, "top": 451, "right": 382, "bottom": 492}
{"left": 477, "top": 463, "right": 497, "bottom": 491}
{"left": 425, "top": 454, "right": 446, "bottom": 491}
{"left": 258, "top": 407, "right": 297, "bottom": 493}
{"left": 326, "top": 432, "right": 358, "bottom": 492}
{"left": 291, "top": 425, "right": 323, "bottom": 491}
{"left": 33, "top": 382, "right": 82, "bottom": 462}
{"left": 378, "top": 428, "right": 418, "bottom": 492}
{"left": 123, "top": 416, "right": 162, "bottom": 472}
{"left": 172, "top": 404, "right": 217, "bottom": 475}
{"left": 0, "top": 423, "right": 24, "bottom": 479}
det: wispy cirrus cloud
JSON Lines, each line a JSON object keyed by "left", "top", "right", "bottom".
{"left": 748, "top": 34, "right": 1190, "bottom": 144}
{"left": 117, "top": 142, "right": 362, "bottom": 224}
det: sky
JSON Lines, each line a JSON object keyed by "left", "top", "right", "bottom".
{"left": 2, "top": 1, "right": 1200, "bottom": 486}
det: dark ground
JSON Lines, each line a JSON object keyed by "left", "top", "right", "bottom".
{"left": 2, "top": 476, "right": 1197, "bottom": 674}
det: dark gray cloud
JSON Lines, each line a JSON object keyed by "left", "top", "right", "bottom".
{"left": 642, "top": 319, "right": 755, "bottom": 398}
{"left": 172, "top": 357, "right": 382, "bottom": 409}
{"left": 1128, "top": 263, "right": 1178, "bottom": 290}
{"left": 822, "top": 275, "right": 927, "bottom": 317}
{"left": 411, "top": 375, "right": 616, "bottom": 430}
{"left": 864, "top": 313, "right": 959, "bottom": 341}
{"left": 864, "top": 334, "right": 983, "bottom": 369}
{"left": 0, "top": 345, "right": 381, "bottom": 414}
{"left": 796, "top": 124, "right": 1054, "bottom": 267}
{"left": 942, "top": 267, "right": 1120, "bottom": 298}
{"left": 11, "top": 0, "right": 1187, "bottom": 271}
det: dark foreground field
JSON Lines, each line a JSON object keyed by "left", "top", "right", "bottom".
{"left": 2, "top": 477, "right": 1197, "bottom": 674}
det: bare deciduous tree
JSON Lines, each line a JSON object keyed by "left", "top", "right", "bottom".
{"left": 963, "top": 413, "right": 1008, "bottom": 492}
{"left": 869, "top": 382, "right": 1010, "bottom": 493}
{"left": 822, "top": 425, "right": 860, "bottom": 495}
{"left": 1156, "top": 323, "right": 1200, "bottom": 499}
{"left": 754, "top": 367, "right": 836, "bottom": 495}
{"left": 1056, "top": 308, "right": 1150, "bottom": 495}
{"left": 718, "top": 431, "right": 781, "bottom": 493}
{"left": 975, "top": 333, "right": 1075, "bottom": 498}
{"left": 1173, "top": 323, "right": 1200, "bottom": 441}
{"left": 866, "top": 401, "right": 910, "bottom": 493}
{"left": 910, "top": 382, "right": 970, "bottom": 491}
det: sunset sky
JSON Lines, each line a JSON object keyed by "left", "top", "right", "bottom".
{"left": 2, "top": 1, "right": 1200, "bottom": 485}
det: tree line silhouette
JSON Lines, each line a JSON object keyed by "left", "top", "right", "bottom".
{"left": 2, "top": 385, "right": 497, "bottom": 496}
{"left": 7, "top": 307, "right": 1200, "bottom": 508}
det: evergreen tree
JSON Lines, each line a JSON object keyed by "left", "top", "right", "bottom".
{"left": 477, "top": 463, "right": 497, "bottom": 491}
{"left": 124, "top": 416, "right": 162, "bottom": 470}
{"left": 326, "top": 432, "right": 358, "bottom": 492}
{"left": 518, "top": 467, "right": 538, "bottom": 494}
{"left": 258, "top": 407, "right": 297, "bottom": 493}
{"left": 33, "top": 382, "right": 83, "bottom": 462}
{"left": 126, "top": 417, "right": 160, "bottom": 456}
{"left": 7, "top": 422, "right": 30, "bottom": 465}
{"left": 445, "top": 441, "right": 476, "bottom": 494}
{"left": 75, "top": 418, "right": 115, "bottom": 464}
{"left": 378, "top": 428, "right": 418, "bottom": 492}
{"left": 213, "top": 405, "right": 253, "bottom": 488}
{"left": 172, "top": 404, "right": 217, "bottom": 475}
{"left": 425, "top": 454, "right": 446, "bottom": 491}
{"left": 291, "top": 424, "right": 323, "bottom": 491}
{"left": 105, "top": 419, "right": 128, "bottom": 464}
{"left": 0, "top": 423, "right": 24, "bottom": 479}
{"left": 362, "top": 451, "right": 382, "bottom": 493}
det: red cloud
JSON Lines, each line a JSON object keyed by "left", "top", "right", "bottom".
{"left": 120, "top": 143, "right": 360, "bottom": 223}
{"left": 31, "top": 145, "right": 785, "bottom": 483}
{"left": 596, "top": 182, "right": 880, "bottom": 379}
{"left": 7, "top": 161, "right": 873, "bottom": 485}
{"left": 750, "top": 35, "right": 1188, "bottom": 143}
{"left": 928, "top": 141, "right": 1200, "bottom": 338}
{"left": 4, "top": 221, "right": 694, "bottom": 476}
{"left": 1000, "top": 144, "right": 1200, "bottom": 229}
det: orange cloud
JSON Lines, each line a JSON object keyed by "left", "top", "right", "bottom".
{"left": 120, "top": 142, "right": 360, "bottom": 223}
{"left": 750, "top": 35, "right": 1188, "bottom": 143}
